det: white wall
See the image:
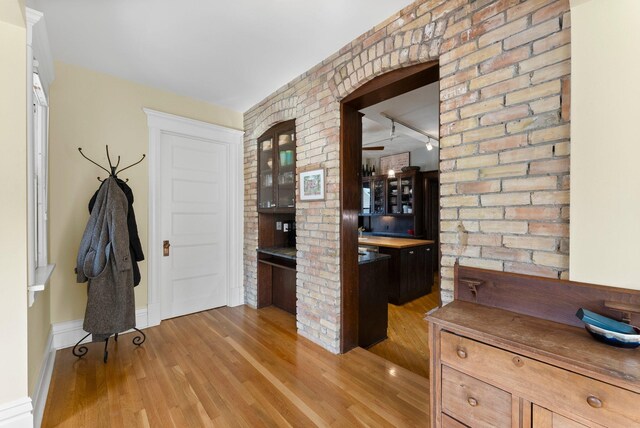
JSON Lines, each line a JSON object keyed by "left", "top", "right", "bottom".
{"left": 570, "top": 0, "right": 640, "bottom": 289}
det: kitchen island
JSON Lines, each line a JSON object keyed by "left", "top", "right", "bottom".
{"left": 358, "top": 236, "right": 436, "bottom": 305}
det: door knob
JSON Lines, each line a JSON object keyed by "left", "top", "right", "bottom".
{"left": 163, "top": 240, "right": 171, "bottom": 257}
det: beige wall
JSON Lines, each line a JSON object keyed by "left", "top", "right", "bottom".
{"left": 48, "top": 62, "right": 243, "bottom": 324}
{"left": 28, "top": 287, "right": 50, "bottom": 395}
{"left": 570, "top": 0, "right": 640, "bottom": 289}
{"left": 0, "top": 0, "right": 29, "bottom": 404}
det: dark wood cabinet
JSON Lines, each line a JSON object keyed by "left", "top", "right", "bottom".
{"left": 258, "top": 120, "right": 296, "bottom": 213}
{"left": 360, "top": 170, "right": 424, "bottom": 237}
{"left": 358, "top": 255, "right": 389, "bottom": 348}
{"left": 379, "top": 243, "right": 434, "bottom": 304}
{"left": 257, "top": 249, "right": 296, "bottom": 315}
{"left": 360, "top": 176, "right": 385, "bottom": 215}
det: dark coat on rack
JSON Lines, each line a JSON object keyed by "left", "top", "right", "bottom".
{"left": 89, "top": 178, "right": 144, "bottom": 286}
{"left": 77, "top": 177, "right": 135, "bottom": 342}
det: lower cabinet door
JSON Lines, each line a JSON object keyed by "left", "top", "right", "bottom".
{"left": 442, "top": 365, "right": 512, "bottom": 428}
{"left": 532, "top": 405, "right": 587, "bottom": 428}
{"left": 272, "top": 266, "right": 296, "bottom": 315}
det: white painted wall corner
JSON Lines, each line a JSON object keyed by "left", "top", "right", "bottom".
{"left": 31, "top": 329, "right": 54, "bottom": 428}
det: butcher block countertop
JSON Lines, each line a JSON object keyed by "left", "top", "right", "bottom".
{"left": 358, "top": 236, "right": 434, "bottom": 249}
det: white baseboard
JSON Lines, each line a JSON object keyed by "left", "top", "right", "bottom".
{"left": 0, "top": 397, "right": 33, "bottom": 427}
{"left": 229, "top": 286, "right": 244, "bottom": 307}
{"left": 31, "top": 329, "right": 55, "bottom": 428}
{"left": 52, "top": 308, "right": 149, "bottom": 350}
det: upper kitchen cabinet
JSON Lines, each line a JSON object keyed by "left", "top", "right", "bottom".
{"left": 360, "top": 176, "right": 385, "bottom": 216}
{"left": 258, "top": 120, "right": 296, "bottom": 213}
{"left": 387, "top": 170, "right": 422, "bottom": 216}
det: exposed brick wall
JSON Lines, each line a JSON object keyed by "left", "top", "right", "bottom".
{"left": 244, "top": 0, "right": 571, "bottom": 353}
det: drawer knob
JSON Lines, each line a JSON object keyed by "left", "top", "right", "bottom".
{"left": 512, "top": 356, "right": 524, "bottom": 367}
{"left": 456, "top": 348, "right": 467, "bottom": 359}
{"left": 587, "top": 396, "right": 602, "bottom": 408}
{"left": 467, "top": 397, "right": 478, "bottom": 407}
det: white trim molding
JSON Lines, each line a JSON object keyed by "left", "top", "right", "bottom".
{"left": 52, "top": 308, "right": 149, "bottom": 350}
{"left": 144, "top": 108, "right": 245, "bottom": 327}
{"left": 31, "top": 329, "right": 55, "bottom": 428}
{"left": 0, "top": 397, "right": 33, "bottom": 428}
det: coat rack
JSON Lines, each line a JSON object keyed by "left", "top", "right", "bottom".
{"left": 78, "top": 144, "right": 146, "bottom": 182}
{"left": 75, "top": 145, "right": 147, "bottom": 363}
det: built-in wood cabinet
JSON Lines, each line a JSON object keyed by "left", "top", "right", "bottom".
{"left": 258, "top": 120, "right": 296, "bottom": 213}
{"left": 360, "top": 170, "right": 424, "bottom": 237}
{"left": 358, "top": 254, "right": 390, "bottom": 348}
{"left": 361, "top": 176, "right": 385, "bottom": 215}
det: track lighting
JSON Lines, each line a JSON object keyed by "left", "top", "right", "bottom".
{"left": 380, "top": 112, "right": 438, "bottom": 148}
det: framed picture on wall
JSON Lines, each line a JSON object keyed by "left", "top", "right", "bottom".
{"left": 380, "top": 152, "right": 410, "bottom": 175}
{"left": 300, "top": 169, "right": 325, "bottom": 201}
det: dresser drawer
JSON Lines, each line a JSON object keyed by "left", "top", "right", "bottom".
{"left": 441, "top": 331, "right": 640, "bottom": 427}
{"left": 442, "top": 365, "right": 511, "bottom": 428}
{"left": 442, "top": 413, "right": 468, "bottom": 428}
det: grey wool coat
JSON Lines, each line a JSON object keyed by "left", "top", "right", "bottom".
{"left": 76, "top": 177, "right": 135, "bottom": 342}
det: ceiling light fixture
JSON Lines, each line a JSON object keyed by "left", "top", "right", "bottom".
{"left": 389, "top": 119, "right": 396, "bottom": 139}
{"left": 388, "top": 168, "right": 395, "bottom": 178}
{"left": 426, "top": 137, "right": 433, "bottom": 151}
{"left": 380, "top": 112, "right": 438, "bottom": 147}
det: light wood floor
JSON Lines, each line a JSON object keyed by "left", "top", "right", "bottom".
{"left": 43, "top": 305, "right": 430, "bottom": 427}
{"left": 368, "top": 282, "right": 440, "bottom": 378}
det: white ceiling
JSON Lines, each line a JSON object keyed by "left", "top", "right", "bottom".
{"left": 29, "top": 0, "right": 414, "bottom": 112}
{"left": 360, "top": 81, "right": 440, "bottom": 159}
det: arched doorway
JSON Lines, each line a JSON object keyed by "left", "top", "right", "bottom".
{"left": 340, "top": 61, "right": 440, "bottom": 353}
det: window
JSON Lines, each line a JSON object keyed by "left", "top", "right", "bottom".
{"left": 33, "top": 72, "right": 49, "bottom": 269}
{"left": 27, "top": 69, "right": 54, "bottom": 306}
{"left": 26, "top": 7, "right": 55, "bottom": 306}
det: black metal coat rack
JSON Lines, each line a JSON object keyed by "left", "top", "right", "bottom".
{"left": 74, "top": 145, "right": 147, "bottom": 363}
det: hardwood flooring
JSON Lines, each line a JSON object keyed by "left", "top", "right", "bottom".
{"left": 368, "top": 282, "right": 440, "bottom": 379}
{"left": 42, "top": 305, "right": 430, "bottom": 427}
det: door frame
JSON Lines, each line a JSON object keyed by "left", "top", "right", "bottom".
{"left": 339, "top": 62, "right": 439, "bottom": 352}
{"left": 144, "top": 108, "right": 244, "bottom": 327}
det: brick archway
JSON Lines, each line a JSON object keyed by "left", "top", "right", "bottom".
{"left": 244, "top": 0, "right": 571, "bottom": 354}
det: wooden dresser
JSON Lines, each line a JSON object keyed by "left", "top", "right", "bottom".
{"left": 427, "top": 265, "right": 640, "bottom": 428}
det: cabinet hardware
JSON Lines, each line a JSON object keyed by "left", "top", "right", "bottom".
{"left": 456, "top": 348, "right": 467, "bottom": 359}
{"left": 409, "top": 250, "right": 414, "bottom": 254}
{"left": 467, "top": 397, "right": 478, "bottom": 407}
{"left": 163, "top": 240, "right": 171, "bottom": 257}
{"left": 512, "top": 356, "right": 524, "bottom": 367}
{"left": 587, "top": 396, "right": 602, "bottom": 408}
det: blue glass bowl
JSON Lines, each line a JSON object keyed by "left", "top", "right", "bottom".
{"left": 584, "top": 322, "right": 640, "bottom": 349}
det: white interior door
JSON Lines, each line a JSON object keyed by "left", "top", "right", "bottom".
{"left": 160, "top": 132, "right": 229, "bottom": 319}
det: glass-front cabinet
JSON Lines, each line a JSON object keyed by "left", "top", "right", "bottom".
{"left": 277, "top": 130, "right": 295, "bottom": 208}
{"left": 372, "top": 177, "right": 385, "bottom": 214}
{"left": 387, "top": 176, "right": 399, "bottom": 214}
{"left": 258, "top": 137, "right": 274, "bottom": 209}
{"left": 360, "top": 176, "right": 385, "bottom": 215}
{"left": 399, "top": 174, "right": 415, "bottom": 215}
{"left": 361, "top": 179, "right": 372, "bottom": 214}
{"left": 359, "top": 169, "right": 424, "bottom": 237}
{"left": 258, "top": 120, "right": 296, "bottom": 212}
